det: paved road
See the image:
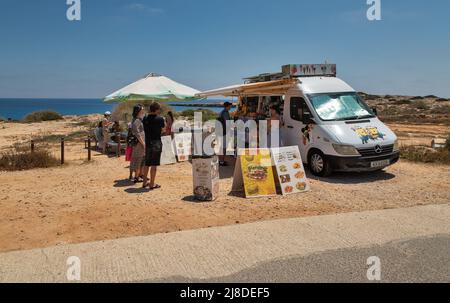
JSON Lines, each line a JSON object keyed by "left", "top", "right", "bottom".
{"left": 150, "top": 235, "right": 449, "bottom": 283}
{"left": 0, "top": 204, "right": 449, "bottom": 282}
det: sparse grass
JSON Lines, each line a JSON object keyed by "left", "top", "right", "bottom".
{"left": 380, "top": 115, "right": 450, "bottom": 125}
{"left": 400, "top": 145, "right": 450, "bottom": 165}
{"left": 358, "top": 92, "right": 378, "bottom": 101}
{"left": 33, "top": 130, "right": 89, "bottom": 144}
{"left": 392, "top": 99, "right": 411, "bottom": 105}
{"left": 429, "top": 105, "right": 450, "bottom": 115}
{"left": 24, "top": 111, "right": 63, "bottom": 123}
{"left": 412, "top": 100, "right": 430, "bottom": 110}
{"left": 0, "top": 148, "right": 59, "bottom": 171}
{"left": 72, "top": 120, "right": 93, "bottom": 126}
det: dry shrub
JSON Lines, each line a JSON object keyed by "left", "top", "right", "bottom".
{"left": 0, "top": 148, "right": 59, "bottom": 171}
{"left": 412, "top": 100, "right": 430, "bottom": 110}
{"left": 400, "top": 145, "right": 450, "bottom": 165}
{"left": 24, "top": 111, "right": 63, "bottom": 123}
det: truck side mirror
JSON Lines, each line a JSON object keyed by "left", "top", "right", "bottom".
{"left": 302, "top": 112, "right": 315, "bottom": 125}
{"left": 371, "top": 107, "right": 378, "bottom": 116}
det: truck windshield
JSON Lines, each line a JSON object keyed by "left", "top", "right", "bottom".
{"left": 307, "top": 92, "right": 375, "bottom": 121}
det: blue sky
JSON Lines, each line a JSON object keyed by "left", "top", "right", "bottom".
{"left": 0, "top": 0, "right": 449, "bottom": 98}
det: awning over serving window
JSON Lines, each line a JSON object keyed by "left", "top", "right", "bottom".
{"left": 196, "top": 79, "right": 298, "bottom": 98}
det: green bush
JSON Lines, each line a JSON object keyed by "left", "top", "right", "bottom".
{"left": 413, "top": 100, "right": 430, "bottom": 110}
{"left": 436, "top": 98, "right": 449, "bottom": 102}
{"left": 400, "top": 145, "right": 450, "bottom": 165}
{"left": 177, "top": 108, "right": 218, "bottom": 122}
{"left": 0, "top": 149, "right": 59, "bottom": 171}
{"left": 112, "top": 101, "right": 174, "bottom": 123}
{"left": 24, "top": 111, "right": 63, "bottom": 122}
{"left": 393, "top": 99, "right": 411, "bottom": 105}
{"left": 410, "top": 96, "right": 425, "bottom": 100}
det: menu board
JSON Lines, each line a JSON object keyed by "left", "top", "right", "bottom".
{"left": 232, "top": 148, "right": 277, "bottom": 198}
{"left": 174, "top": 132, "right": 192, "bottom": 162}
{"left": 160, "top": 136, "right": 177, "bottom": 165}
{"left": 271, "top": 146, "right": 310, "bottom": 195}
{"left": 192, "top": 156, "right": 220, "bottom": 201}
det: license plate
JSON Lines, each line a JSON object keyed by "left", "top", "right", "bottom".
{"left": 371, "top": 159, "right": 390, "bottom": 168}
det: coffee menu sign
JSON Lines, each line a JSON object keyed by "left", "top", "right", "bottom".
{"left": 271, "top": 146, "right": 310, "bottom": 195}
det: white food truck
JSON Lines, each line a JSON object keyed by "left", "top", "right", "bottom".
{"left": 198, "top": 64, "right": 400, "bottom": 176}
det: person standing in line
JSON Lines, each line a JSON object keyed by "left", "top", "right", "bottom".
{"left": 130, "top": 105, "right": 146, "bottom": 183}
{"left": 125, "top": 121, "right": 134, "bottom": 180}
{"left": 142, "top": 102, "right": 165, "bottom": 190}
{"left": 268, "top": 104, "right": 284, "bottom": 147}
{"left": 164, "top": 111, "right": 174, "bottom": 136}
{"left": 217, "top": 102, "right": 233, "bottom": 166}
{"left": 102, "top": 111, "right": 112, "bottom": 154}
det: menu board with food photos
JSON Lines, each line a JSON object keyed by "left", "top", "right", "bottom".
{"left": 192, "top": 156, "right": 220, "bottom": 201}
{"left": 160, "top": 135, "right": 177, "bottom": 165}
{"left": 174, "top": 132, "right": 192, "bottom": 162}
{"left": 232, "top": 148, "right": 277, "bottom": 198}
{"left": 271, "top": 146, "right": 310, "bottom": 195}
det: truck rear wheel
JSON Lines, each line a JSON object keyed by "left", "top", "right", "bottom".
{"left": 308, "top": 150, "right": 332, "bottom": 177}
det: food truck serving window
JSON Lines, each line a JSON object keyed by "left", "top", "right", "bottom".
{"left": 290, "top": 97, "right": 310, "bottom": 122}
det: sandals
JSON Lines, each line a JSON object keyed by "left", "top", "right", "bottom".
{"left": 150, "top": 184, "right": 161, "bottom": 190}
{"left": 143, "top": 184, "right": 161, "bottom": 190}
{"left": 134, "top": 177, "right": 144, "bottom": 184}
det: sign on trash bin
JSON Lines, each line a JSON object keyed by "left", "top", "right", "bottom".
{"left": 192, "top": 156, "right": 220, "bottom": 201}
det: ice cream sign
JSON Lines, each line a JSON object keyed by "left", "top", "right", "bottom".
{"left": 282, "top": 64, "right": 337, "bottom": 77}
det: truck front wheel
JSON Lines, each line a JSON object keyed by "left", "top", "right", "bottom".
{"left": 308, "top": 150, "right": 332, "bottom": 177}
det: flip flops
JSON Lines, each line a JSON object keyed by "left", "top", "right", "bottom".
{"left": 142, "top": 183, "right": 161, "bottom": 190}
{"left": 150, "top": 184, "right": 161, "bottom": 190}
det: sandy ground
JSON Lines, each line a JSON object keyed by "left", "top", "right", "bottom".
{"left": 0, "top": 118, "right": 449, "bottom": 253}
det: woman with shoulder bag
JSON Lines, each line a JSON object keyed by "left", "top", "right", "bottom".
{"left": 130, "top": 104, "right": 146, "bottom": 183}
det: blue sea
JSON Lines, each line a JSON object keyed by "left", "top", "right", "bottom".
{"left": 0, "top": 99, "right": 225, "bottom": 120}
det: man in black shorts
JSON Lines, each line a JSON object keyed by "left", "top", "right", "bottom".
{"left": 142, "top": 102, "right": 166, "bottom": 190}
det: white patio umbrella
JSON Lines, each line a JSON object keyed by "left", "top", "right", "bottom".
{"left": 104, "top": 73, "right": 201, "bottom": 102}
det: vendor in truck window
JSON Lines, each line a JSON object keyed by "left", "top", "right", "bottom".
{"left": 307, "top": 92, "right": 375, "bottom": 121}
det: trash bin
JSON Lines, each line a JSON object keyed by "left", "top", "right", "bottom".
{"left": 192, "top": 155, "right": 219, "bottom": 201}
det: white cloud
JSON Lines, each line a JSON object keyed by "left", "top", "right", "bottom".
{"left": 126, "top": 3, "right": 164, "bottom": 14}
